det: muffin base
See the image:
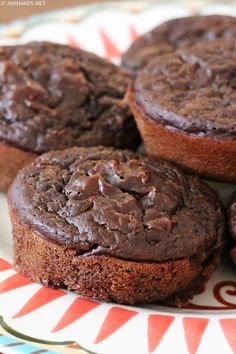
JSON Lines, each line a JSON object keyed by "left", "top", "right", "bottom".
{"left": 0, "top": 142, "right": 37, "bottom": 192}
{"left": 128, "top": 88, "right": 236, "bottom": 183}
{"left": 10, "top": 206, "right": 220, "bottom": 306}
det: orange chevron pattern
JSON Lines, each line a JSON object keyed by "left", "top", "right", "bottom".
{"left": 129, "top": 24, "right": 139, "bottom": 41}
{"left": 0, "top": 259, "right": 235, "bottom": 353}
{"left": 0, "top": 273, "right": 33, "bottom": 294}
{"left": 67, "top": 24, "right": 139, "bottom": 62}
{"left": 52, "top": 297, "right": 100, "bottom": 333}
{"left": 66, "top": 33, "right": 81, "bottom": 49}
{"left": 148, "top": 314, "right": 174, "bottom": 353}
{"left": 219, "top": 319, "right": 236, "bottom": 353}
{"left": 94, "top": 307, "right": 137, "bottom": 344}
{"left": 0, "top": 259, "right": 12, "bottom": 271}
{"left": 99, "top": 28, "right": 122, "bottom": 60}
{"left": 12, "top": 287, "right": 66, "bottom": 319}
{"left": 183, "top": 317, "right": 209, "bottom": 354}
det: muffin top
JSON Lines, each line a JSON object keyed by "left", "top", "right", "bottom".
{"left": 0, "top": 41, "right": 139, "bottom": 153}
{"left": 9, "top": 146, "right": 224, "bottom": 262}
{"left": 122, "top": 15, "right": 236, "bottom": 74}
{"left": 134, "top": 38, "right": 236, "bottom": 140}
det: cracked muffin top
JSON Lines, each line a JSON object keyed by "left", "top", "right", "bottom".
{"left": 0, "top": 41, "right": 140, "bottom": 153}
{"left": 9, "top": 146, "right": 224, "bottom": 262}
{"left": 122, "top": 15, "right": 236, "bottom": 74}
{"left": 134, "top": 38, "right": 236, "bottom": 140}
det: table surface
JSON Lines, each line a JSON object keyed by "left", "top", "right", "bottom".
{"left": 0, "top": 0, "right": 108, "bottom": 23}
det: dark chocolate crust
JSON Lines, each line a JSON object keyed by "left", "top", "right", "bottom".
{"left": 122, "top": 15, "right": 236, "bottom": 74}
{"left": 0, "top": 41, "right": 140, "bottom": 153}
{"left": 229, "top": 193, "right": 236, "bottom": 262}
{"left": 9, "top": 146, "right": 224, "bottom": 263}
{"left": 134, "top": 38, "right": 236, "bottom": 140}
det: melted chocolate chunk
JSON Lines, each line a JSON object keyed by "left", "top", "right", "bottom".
{"left": 10, "top": 146, "right": 224, "bottom": 262}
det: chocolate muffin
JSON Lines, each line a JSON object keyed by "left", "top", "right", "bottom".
{"left": 9, "top": 146, "right": 225, "bottom": 305}
{"left": 122, "top": 15, "right": 236, "bottom": 74}
{"left": 129, "top": 38, "right": 236, "bottom": 183}
{"left": 229, "top": 193, "right": 236, "bottom": 263}
{"left": 0, "top": 41, "right": 140, "bottom": 191}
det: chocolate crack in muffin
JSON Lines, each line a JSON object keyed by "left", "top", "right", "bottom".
{"left": 229, "top": 193, "right": 236, "bottom": 263}
{"left": 9, "top": 147, "right": 225, "bottom": 305}
{"left": 0, "top": 41, "right": 139, "bottom": 152}
{"left": 122, "top": 15, "right": 236, "bottom": 74}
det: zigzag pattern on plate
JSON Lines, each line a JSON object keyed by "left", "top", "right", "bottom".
{"left": 0, "top": 259, "right": 236, "bottom": 354}
{"left": 66, "top": 24, "right": 139, "bottom": 61}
